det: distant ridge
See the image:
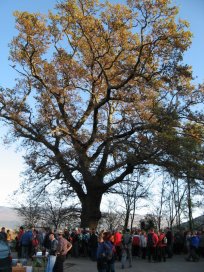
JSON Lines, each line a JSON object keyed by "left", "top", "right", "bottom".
{"left": 0, "top": 206, "right": 23, "bottom": 230}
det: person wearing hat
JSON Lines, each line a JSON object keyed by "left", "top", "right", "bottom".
{"left": 46, "top": 231, "right": 58, "bottom": 272}
{"left": 54, "top": 230, "right": 72, "bottom": 272}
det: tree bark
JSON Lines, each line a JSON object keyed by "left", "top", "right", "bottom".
{"left": 187, "top": 178, "right": 193, "bottom": 231}
{"left": 124, "top": 207, "right": 130, "bottom": 230}
{"left": 80, "top": 190, "right": 103, "bottom": 229}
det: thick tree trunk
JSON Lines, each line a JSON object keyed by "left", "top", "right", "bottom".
{"left": 80, "top": 190, "right": 103, "bottom": 229}
{"left": 124, "top": 207, "right": 130, "bottom": 230}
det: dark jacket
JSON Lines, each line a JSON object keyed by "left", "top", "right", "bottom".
{"left": 49, "top": 239, "right": 58, "bottom": 255}
{"left": 20, "top": 230, "right": 33, "bottom": 246}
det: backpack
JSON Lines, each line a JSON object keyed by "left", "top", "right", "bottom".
{"left": 32, "top": 237, "right": 39, "bottom": 247}
{"left": 162, "top": 236, "right": 167, "bottom": 244}
{"left": 147, "top": 233, "right": 154, "bottom": 247}
{"left": 132, "top": 236, "right": 140, "bottom": 246}
{"left": 104, "top": 242, "right": 114, "bottom": 261}
{"left": 122, "top": 233, "right": 132, "bottom": 245}
{"left": 82, "top": 233, "right": 89, "bottom": 244}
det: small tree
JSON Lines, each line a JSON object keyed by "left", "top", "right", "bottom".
{"left": 142, "top": 214, "right": 157, "bottom": 231}
{"left": 98, "top": 200, "right": 124, "bottom": 231}
{"left": 115, "top": 170, "right": 150, "bottom": 230}
{"left": 14, "top": 196, "right": 42, "bottom": 228}
{"left": 40, "top": 192, "right": 81, "bottom": 229}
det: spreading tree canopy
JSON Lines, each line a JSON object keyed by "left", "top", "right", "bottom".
{"left": 1, "top": 0, "right": 204, "bottom": 228}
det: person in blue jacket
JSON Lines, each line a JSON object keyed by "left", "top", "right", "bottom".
{"left": 96, "top": 231, "right": 115, "bottom": 272}
{"left": 96, "top": 231, "right": 107, "bottom": 272}
{"left": 103, "top": 232, "right": 115, "bottom": 272}
{"left": 186, "top": 231, "right": 200, "bottom": 262}
{"left": 20, "top": 225, "right": 34, "bottom": 259}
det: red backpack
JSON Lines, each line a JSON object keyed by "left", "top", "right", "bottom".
{"left": 32, "top": 237, "right": 39, "bottom": 247}
{"left": 132, "top": 236, "right": 140, "bottom": 246}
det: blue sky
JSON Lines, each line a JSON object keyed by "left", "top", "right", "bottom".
{"left": 0, "top": 0, "right": 204, "bottom": 208}
{"left": 175, "top": 0, "right": 204, "bottom": 83}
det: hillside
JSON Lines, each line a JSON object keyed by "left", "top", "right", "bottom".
{"left": 0, "top": 206, "right": 23, "bottom": 230}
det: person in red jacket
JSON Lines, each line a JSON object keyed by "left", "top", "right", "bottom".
{"left": 147, "top": 228, "right": 158, "bottom": 262}
{"left": 157, "top": 230, "right": 167, "bottom": 262}
{"left": 114, "top": 229, "right": 122, "bottom": 261}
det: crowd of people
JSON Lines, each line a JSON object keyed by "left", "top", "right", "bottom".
{"left": 0, "top": 225, "right": 204, "bottom": 272}
{"left": 95, "top": 227, "right": 203, "bottom": 271}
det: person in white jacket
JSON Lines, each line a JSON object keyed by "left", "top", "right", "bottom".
{"left": 140, "top": 231, "right": 147, "bottom": 259}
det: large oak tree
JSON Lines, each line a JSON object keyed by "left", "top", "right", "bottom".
{"left": 1, "top": 0, "right": 204, "bottom": 228}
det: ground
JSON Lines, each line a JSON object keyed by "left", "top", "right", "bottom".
{"left": 64, "top": 254, "right": 203, "bottom": 272}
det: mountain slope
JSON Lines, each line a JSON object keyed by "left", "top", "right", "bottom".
{"left": 0, "top": 206, "right": 23, "bottom": 230}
